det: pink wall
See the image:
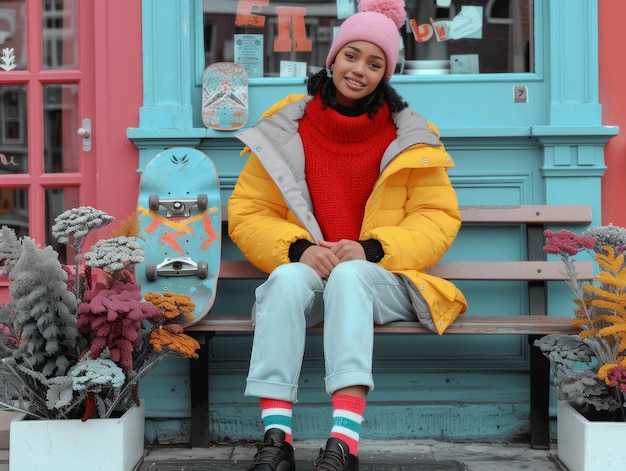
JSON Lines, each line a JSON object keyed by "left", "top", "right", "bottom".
{"left": 92, "top": 0, "right": 143, "bottom": 238}
{"left": 599, "top": 0, "right": 626, "bottom": 227}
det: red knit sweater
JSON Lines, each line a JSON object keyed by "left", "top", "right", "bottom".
{"left": 299, "top": 95, "right": 397, "bottom": 241}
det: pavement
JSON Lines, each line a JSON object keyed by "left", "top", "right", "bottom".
{"left": 1, "top": 410, "right": 568, "bottom": 470}
{"left": 134, "top": 439, "right": 568, "bottom": 471}
{"left": 0, "top": 418, "right": 568, "bottom": 471}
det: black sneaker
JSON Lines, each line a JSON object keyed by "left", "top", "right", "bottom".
{"left": 313, "top": 438, "right": 359, "bottom": 471}
{"left": 247, "top": 428, "right": 296, "bottom": 470}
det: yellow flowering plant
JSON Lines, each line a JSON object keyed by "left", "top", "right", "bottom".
{"left": 535, "top": 224, "right": 626, "bottom": 421}
{"left": 0, "top": 207, "right": 200, "bottom": 421}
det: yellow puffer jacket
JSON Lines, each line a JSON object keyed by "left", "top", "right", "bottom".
{"left": 229, "top": 94, "right": 467, "bottom": 334}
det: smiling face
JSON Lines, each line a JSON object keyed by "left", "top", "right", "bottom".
{"left": 330, "top": 40, "right": 387, "bottom": 107}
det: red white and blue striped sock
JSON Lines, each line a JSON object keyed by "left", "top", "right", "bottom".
{"left": 330, "top": 394, "right": 366, "bottom": 455}
{"left": 260, "top": 398, "right": 293, "bottom": 444}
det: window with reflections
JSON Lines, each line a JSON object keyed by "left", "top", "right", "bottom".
{"left": 0, "top": 86, "right": 27, "bottom": 174}
{"left": 204, "top": 0, "right": 533, "bottom": 78}
{"left": 42, "top": 0, "right": 78, "bottom": 69}
{"left": 0, "top": 0, "right": 84, "bottom": 249}
{"left": 43, "top": 84, "right": 79, "bottom": 173}
{"left": 0, "top": 188, "right": 27, "bottom": 239}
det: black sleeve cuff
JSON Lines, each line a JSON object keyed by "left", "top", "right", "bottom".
{"left": 358, "top": 239, "right": 384, "bottom": 263}
{"left": 288, "top": 239, "right": 315, "bottom": 262}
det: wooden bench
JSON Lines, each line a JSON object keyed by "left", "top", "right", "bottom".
{"left": 186, "top": 205, "right": 593, "bottom": 450}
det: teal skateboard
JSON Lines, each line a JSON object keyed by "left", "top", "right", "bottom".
{"left": 202, "top": 62, "right": 249, "bottom": 130}
{"left": 136, "top": 148, "right": 221, "bottom": 326}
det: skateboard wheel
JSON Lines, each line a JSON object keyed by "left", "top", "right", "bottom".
{"left": 197, "top": 194, "right": 208, "bottom": 211}
{"left": 146, "top": 262, "right": 158, "bottom": 281}
{"left": 149, "top": 194, "right": 160, "bottom": 212}
{"left": 197, "top": 260, "right": 208, "bottom": 279}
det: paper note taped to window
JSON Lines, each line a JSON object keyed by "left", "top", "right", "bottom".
{"left": 280, "top": 61, "right": 307, "bottom": 78}
{"left": 431, "top": 6, "right": 483, "bottom": 41}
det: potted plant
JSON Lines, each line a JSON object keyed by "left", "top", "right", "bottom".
{"left": 0, "top": 206, "right": 201, "bottom": 471}
{"left": 534, "top": 224, "right": 626, "bottom": 471}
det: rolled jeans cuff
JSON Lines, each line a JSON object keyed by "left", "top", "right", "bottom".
{"left": 245, "top": 378, "right": 299, "bottom": 403}
{"left": 325, "top": 370, "right": 374, "bottom": 396}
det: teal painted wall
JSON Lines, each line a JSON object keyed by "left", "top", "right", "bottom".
{"left": 129, "top": 0, "right": 617, "bottom": 444}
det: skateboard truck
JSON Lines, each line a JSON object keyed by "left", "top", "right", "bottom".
{"left": 149, "top": 194, "right": 208, "bottom": 218}
{"left": 146, "top": 257, "right": 209, "bottom": 281}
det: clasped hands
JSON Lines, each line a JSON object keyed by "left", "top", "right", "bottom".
{"left": 299, "top": 239, "right": 365, "bottom": 279}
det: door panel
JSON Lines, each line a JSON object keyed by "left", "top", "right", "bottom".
{"left": 0, "top": 0, "right": 95, "bottom": 292}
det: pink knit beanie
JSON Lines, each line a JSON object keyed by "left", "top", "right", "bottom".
{"left": 326, "top": 0, "right": 406, "bottom": 81}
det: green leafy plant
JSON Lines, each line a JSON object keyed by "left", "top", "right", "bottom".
{"left": 535, "top": 225, "right": 626, "bottom": 421}
{"left": 0, "top": 207, "right": 200, "bottom": 421}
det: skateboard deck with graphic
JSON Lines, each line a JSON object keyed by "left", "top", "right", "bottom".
{"left": 202, "top": 62, "right": 249, "bottom": 131}
{"left": 136, "top": 147, "right": 221, "bottom": 326}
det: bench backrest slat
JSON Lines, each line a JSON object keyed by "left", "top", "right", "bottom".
{"left": 458, "top": 205, "right": 592, "bottom": 224}
{"left": 222, "top": 205, "right": 593, "bottom": 225}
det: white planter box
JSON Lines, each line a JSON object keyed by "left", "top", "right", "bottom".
{"left": 9, "top": 401, "right": 145, "bottom": 471}
{"left": 557, "top": 400, "right": 626, "bottom": 471}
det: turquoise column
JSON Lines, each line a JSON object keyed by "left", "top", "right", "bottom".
{"left": 536, "top": 0, "right": 616, "bottom": 222}
{"left": 138, "top": 0, "right": 196, "bottom": 130}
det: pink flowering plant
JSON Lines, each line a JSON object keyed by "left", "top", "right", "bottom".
{"left": 0, "top": 206, "right": 199, "bottom": 421}
{"left": 535, "top": 225, "right": 626, "bottom": 421}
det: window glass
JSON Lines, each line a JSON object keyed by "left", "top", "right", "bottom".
{"left": 0, "top": 0, "right": 27, "bottom": 71}
{"left": 0, "top": 187, "right": 27, "bottom": 239}
{"left": 42, "top": 0, "right": 78, "bottom": 70}
{"left": 0, "top": 85, "right": 28, "bottom": 173}
{"left": 204, "top": 0, "right": 533, "bottom": 78}
{"left": 43, "top": 84, "right": 79, "bottom": 173}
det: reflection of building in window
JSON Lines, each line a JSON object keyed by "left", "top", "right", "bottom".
{"left": 2, "top": 89, "right": 25, "bottom": 145}
{"left": 43, "top": 86, "right": 64, "bottom": 173}
{"left": 0, "top": 87, "right": 28, "bottom": 176}
{"left": 486, "top": 0, "right": 513, "bottom": 24}
{"left": 42, "top": 0, "right": 77, "bottom": 69}
{"left": 0, "top": 188, "right": 28, "bottom": 239}
{"left": 204, "top": 0, "right": 532, "bottom": 76}
{"left": 0, "top": 8, "right": 16, "bottom": 44}
{"left": 0, "top": 4, "right": 27, "bottom": 70}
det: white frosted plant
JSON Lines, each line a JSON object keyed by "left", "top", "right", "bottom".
{"left": 84, "top": 236, "right": 145, "bottom": 273}
{"left": 51, "top": 206, "right": 115, "bottom": 297}
{"left": 51, "top": 206, "right": 114, "bottom": 247}
{"left": 582, "top": 224, "right": 626, "bottom": 253}
{"left": 10, "top": 238, "right": 84, "bottom": 377}
{"left": 0, "top": 225, "right": 22, "bottom": 276}
{"left": 71, "top": 355, "right": 126, "bottom": 399}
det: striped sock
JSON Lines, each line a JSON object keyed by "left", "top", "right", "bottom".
{"left": 330, "top": 394, "right": 366, "bottom": 455}
{"left": 260, "top": 398, "right": 293, "bottom": 444}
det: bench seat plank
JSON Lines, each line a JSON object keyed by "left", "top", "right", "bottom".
{"left": 218, "top": 260, "right": 594, "bottom": 281}
{"left": 186, "top": 314, "right": 578, "bottom": 335}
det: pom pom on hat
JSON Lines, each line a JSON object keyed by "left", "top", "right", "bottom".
{"left": 358, "top": 0, "right": 406, "bottom": 28}
{"left": 326, "top": 0, "right": 406, "bottom": 81}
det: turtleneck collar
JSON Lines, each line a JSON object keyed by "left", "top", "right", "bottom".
{"left": 303, "top": 94, "right": 392, "bottom": 143}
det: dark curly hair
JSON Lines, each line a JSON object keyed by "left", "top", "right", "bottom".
{"left": 306, "top": 69, "right": 408, "bottom": 118}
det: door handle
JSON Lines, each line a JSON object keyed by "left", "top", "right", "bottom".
{"left": 77, "top": 118, "right": 92, "bottom": 152}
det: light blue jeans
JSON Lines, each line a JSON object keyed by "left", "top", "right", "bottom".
{"left": 244, "top": 260, "right": 416, "bottom": 402}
